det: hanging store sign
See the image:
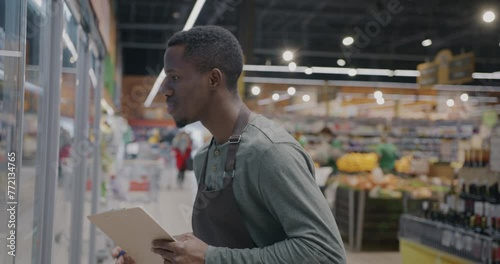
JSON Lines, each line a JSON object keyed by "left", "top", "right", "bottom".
{"left": 417, "top": 49, "right": 475, "bottom": 88}
{"left": 447, "top": 52, "right": 475, "bottom": 85}
{"left": 417, "top": 62, "right": 439, "bottom": 89}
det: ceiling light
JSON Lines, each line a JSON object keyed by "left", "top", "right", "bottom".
{"left": 394, "top": 70, "right": 420, "bottom": 77}
{"left": 283, "top": 51, "right": 294, "bottom": 61}
{"left": 348, "top": 69, "right": 357, "bottom": 77}
{"left": 183, "top": 0, "right": 206, "bottom": 30}
{"left": 302, "top": 94, "right": 311, "bottom": 102}
{"left": 173, "top": 12, "right": 181, "bottom": 19}
{"left": 483, "top": 11, "right": 496, "bottom": 23}
{"left": 304, "top": 67, "right": 313, "bottom": 75}
{"left": 376, "top": 97, "right": 385, "bottom": 105}
{"left": 342, "top": 37, "right": 354, "bottom": 46}
{"left": 422, "top": 39, "right": 432, "bottom": 47}
{"left": 287, "top": 87, "right": 296, "bottom": 96}
{"left": 62, "top": 30, "right": 78, "bottom": 61}
{"left": 89, "top": 68, "right": 97, "bottom": 88}
{"left": 288, "top": 62, "right": 297, "bottom": 72}
{"left": 374, "top": 91, "right": 383, "bottom": 99}
{"left": 101, "top": 98, "right": 114, "bottom": 116}
{"left": 337, "top": 59, "right": 346, "bottom": 67}
{"left": 144, "top": 70, "right": 166, "bottom": 107}
{"left": 272, "top": 93, "right": 280, "bottom": 101}
{"left": 251, "top": 86, "right": 261, "bottom": 95}
{"left": 446, "top": 99, "right": 455, "bottom": 107}
{"left": 460, "top": 93, "right": 469, "bottom": 102}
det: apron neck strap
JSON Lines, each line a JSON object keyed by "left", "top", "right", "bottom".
{"left": 225, "top": 104, "right": 251, "bottom": 173}
{"left": 199, "top": 104, "right": 252, "bottom": 183}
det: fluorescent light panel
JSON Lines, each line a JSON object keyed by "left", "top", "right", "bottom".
{"left": 183, "top": 0, "right": 206, "bottom": 31}
{"left": 0, "top": 50, "right": 22, "bottom": 57}
{"left": 62, "top": 30, "right": 78, "bottom": 61}
{"left": 101, "top": 98, "right": 114, "bottom": 115}
{"left": 144, "top": 70, "right": 166, "bottom": 107}
{"left": 89, "top": 68, "right": 97, "bottom": 88}
{"left": 472, "top": 72, "right": 500, "bottom": 79}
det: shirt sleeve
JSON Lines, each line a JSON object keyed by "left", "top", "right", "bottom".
{"left": 205, "top": 143, "right": 346, "bottom": 264}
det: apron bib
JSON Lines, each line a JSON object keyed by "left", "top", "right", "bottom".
{"left": 192, "top": 105, "right": 256, "bottom": 249}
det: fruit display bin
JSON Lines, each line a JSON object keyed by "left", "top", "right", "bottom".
{"left": 333, "top": 185, "right": 402, "bottom": 251}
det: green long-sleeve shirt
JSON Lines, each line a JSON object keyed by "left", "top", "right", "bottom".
{"left": 193, "top": 114, "right": 346, "bottom": 264}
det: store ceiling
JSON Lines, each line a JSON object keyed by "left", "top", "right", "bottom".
{"left": 115, "top": 0, "right": 500, "bottom": 85}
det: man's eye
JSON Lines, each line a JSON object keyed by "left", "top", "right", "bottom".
{"left": 172, "top": 76, "right": 179, "bottom": 81}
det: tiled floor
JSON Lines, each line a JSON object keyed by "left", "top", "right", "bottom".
{"left": 93, "top": 168, "right": 402, "bottom": 263}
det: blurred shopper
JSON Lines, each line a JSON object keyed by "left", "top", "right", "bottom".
{"left": 113, "top": 26, "right": 345, "bottom": 264}
{"left": 376, "top": 135, "right": 399, "bottom": 173}
{"left": 329, "top": 139, "right": 344, "bottom": 174}
{"left": 172, "top": 131, "right": 193, "bottom": 188}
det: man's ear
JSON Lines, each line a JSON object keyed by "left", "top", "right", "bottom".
{"left": 208, "top": 68, "right": 223, "bottom": 90}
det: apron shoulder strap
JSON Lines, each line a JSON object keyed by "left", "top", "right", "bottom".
{"left": 225, "top": 105, "right": 251, "bottom": 173}
{"left": 199, "top": 138, "right": 214, "bottom": 184}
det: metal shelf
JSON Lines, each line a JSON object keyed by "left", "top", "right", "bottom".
{"left": 399, "top": 214, "right": 494, "bottom": 264}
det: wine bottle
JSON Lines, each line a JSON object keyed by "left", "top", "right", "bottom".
{"left": 475, "top": 183, "right": 487, "bottom": 234}
{"left": 458, "top": 181, "right": 468, "bottom": 227}
{"left": 446, "top": 180, "right": 458, "bottom": 225}
{"left": 468, "top": 180, "right": 479, "bottom": 231}
{"left": 488, "top": 183, "right": 499, "bottom": 235}
{"left": 422, "top": 200, "right": 430, "bottom": 219}
{"left": 431, "top": 202, "right": 439, "bottom": 221}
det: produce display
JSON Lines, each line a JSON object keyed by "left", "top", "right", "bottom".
{"left": 335, "top": 173, "right": 450, "bottom": 199}
{"left": 395, "top": 155, "right": 412, "bottom": 174}
{"left": 336, "top": 153, "right": 378, "bottom": 173}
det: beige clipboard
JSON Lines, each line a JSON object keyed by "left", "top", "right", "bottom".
{"left": 88, "top": 207, "right": 176, "bottom": 263}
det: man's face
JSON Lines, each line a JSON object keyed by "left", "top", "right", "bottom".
{"left": 161, "top": 45, "right": 209, "bottom": 128}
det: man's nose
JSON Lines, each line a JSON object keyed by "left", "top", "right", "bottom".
{"left": 160, "top": 79, "right": 172, "bottom": 96}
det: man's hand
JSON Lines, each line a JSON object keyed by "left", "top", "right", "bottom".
{"left": 152, "top": 233, "right": 208, "bottom": 264}
{"left": 112, "top": 246, "right": 136, "bottom": 264}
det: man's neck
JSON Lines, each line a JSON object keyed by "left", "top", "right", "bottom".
{"left": 200, "top": 96, "right": 243, "bottom": 145}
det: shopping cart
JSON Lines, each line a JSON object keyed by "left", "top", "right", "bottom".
{"left": 112, "top": 159, "right": 164, "bottom": 203}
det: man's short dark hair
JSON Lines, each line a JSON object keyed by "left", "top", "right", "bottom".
{"left": 167, "top": 25, "right": 243, "bottom": 92}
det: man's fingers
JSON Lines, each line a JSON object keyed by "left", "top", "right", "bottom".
{"left": 111, "top": 246, "right": 122, "bottom": 258}
{"left": 152, "top": 247, "right": 175, "bottom": 260}
{"left": 152, "top": 239, "right": 173, "bottom": 248}
{"left": 152, "top": 239, "right": 178, "bottom": 251}
{"left": 173, "top": 232, "right": 193, "bottom": 242}
{"left": 115, "top": 256, "right": 123, "bottom": 264}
